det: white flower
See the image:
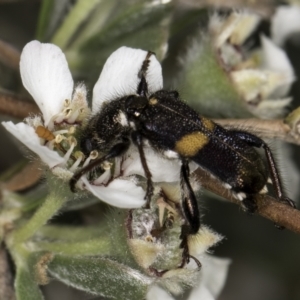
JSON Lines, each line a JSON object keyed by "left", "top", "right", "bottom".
{"left": 272, "top": 5, "right": 300, "bottom": 46}
{"left": 209, "top": 11, "right": 260, "bottom": 69}
{"left": 92, "top": 46, "right": 163, "bottom": 112}
{"left": 147, "top": 256, "right": 230, "bottom": 300}
{"left": 209, "top": 11, "right": 295, "bottom": 119}
{"left": 2, "top": 41, "right": 185, "bottom": 209}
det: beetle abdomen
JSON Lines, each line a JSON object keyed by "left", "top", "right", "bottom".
{"left": 191, "top": 125, "right": 268, "bottom": 194}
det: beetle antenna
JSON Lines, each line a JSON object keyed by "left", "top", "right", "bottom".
{"left": 137, "top": 51, "right": 155, "bottom": 97}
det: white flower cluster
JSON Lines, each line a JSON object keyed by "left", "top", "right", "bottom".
{"left": 209, "top": 10, "right": 295, "bottom": 118}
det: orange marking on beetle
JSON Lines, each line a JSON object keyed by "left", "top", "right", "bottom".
{"left": 201, "top": 117, "right": 215, "bottom": 132}
{"left": 175, "top": 132, "right": 209, "bottom": 157}
{"left": 149, "top": 98, "right": 158, "bottom": 105}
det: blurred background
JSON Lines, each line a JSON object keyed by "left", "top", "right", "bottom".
{"left": 1, "top": 0, "right": 300, "bottom": 299}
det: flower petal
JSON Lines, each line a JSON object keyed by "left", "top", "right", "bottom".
{"left": 188, "top": 282, "right": 215, "bottom": 300}
{"left": 272, "top": 5, "right": 300, "bottom": 46}
{"left": 201, "top": 256, "right": 231, "bottom": 298}
{"left": 2, "top": 121, "right": 64, "bottom": 168}
{"left": 210, "top": 11, "right": 260, "bottom": 48}
{"left": 146, "top": 285, "right": 174, "bottom": 300}
{"left": 249, "top": 97, "right": 292, "bottom": 119}
{"left": 231, "top": 69, "right": 288, "bottom": 101}
{"left": 122, "top": 147, "right": 181, "bottom": 182}
{"left": 185, "top": 255, "right": 230, "bottom": 299}
{"left": 20, "top": 40, "right": 74, "bottom": 126}
{"left": 260, "top": 35, "right": 295, "bottom": 97}
{"left": 92, "top": 46, "right": 163, "bottom": 111}
{"left": 82, "top": 177, "right": 145, "bottom": 208}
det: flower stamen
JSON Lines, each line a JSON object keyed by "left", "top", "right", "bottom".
{"left": 67, "top": 108, "right": 80, "bottom": 123}
{"left": 82, "top": 150, "right": 98, "bottom": 168}
{"left": 64, "top": 99, "right": 71, "bottom": 107}
{"left": 63, "top": 137, "right": 77, "bottom": 163}
{"left": 68, "top": 126, "right": 76, "bottom": 135}
{"left": 53, "top": 129, "right": 69, "bottom": 135}
{"left": 55, "top": 134, "right": 65, "bottom": 144}
{"left": 93, "top": 169, "right": 112, "bottom": 185}
{"left": 69, "top": 151, "right": 84, "bottom": 172}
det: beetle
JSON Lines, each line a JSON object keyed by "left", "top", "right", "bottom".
{"left": 70, "top": 47, "right": 295, "bottom": 262}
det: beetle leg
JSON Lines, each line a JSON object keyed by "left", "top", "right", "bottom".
{"left": 131, "top": 131, "right": 154, "bottom": 208}
{"left": 178, "top": 160, "right": 201, "bottom": 266}
{"left": 180, "top": 159, "right": 201, "bottom": 234}
{"left": 242, "top": 195, "right": 258, "bottom": 213}
{"left": 231, "top": 130, "right": 296, "bottom": 209}
{"left": 70, "top": 138, "right": 130, "bottom": 192}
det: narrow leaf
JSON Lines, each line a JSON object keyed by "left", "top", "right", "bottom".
{"left": 51, "top": 0, "right": 103, "bottom": 50}
{"left": 49, "top": 255, "right": 152, "bottom": 300}
{"left": 36, "top": 0, "right": 77, "bottom": 41}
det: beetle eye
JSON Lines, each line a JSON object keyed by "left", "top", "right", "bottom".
{"left": 125, "top": 95, "right": 135, "bottom": 106}
{"left": 125, "top": 96, "right": 136, "bottom": 115}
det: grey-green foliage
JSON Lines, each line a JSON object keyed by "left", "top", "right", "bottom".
{"left": 48, "top": 255, "right": 152, "bottom": 300}
{"left": 15, "top": 266, "right": 44, "bottom": 300}
{"left": 175, "top": 40, "right": 251, "bottom": 118}
{"left": 75, "top": 1, "right": 171, "bottom": 88}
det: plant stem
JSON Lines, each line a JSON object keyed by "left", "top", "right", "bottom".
{"left": 196, "top": 168, "right": 300, "bottom": 234}
{"left": 215, "top": 118, "right": 300, "bottom": 145}
{"left": 35, "top": 238, "right": 112, "bottom": 256}
{"left": 0, "top": 92, "right": 39, "bottom": 119}
{"left": 0, "top": 39, "right": 20, "bottom": 70}
{"left": 12, "top": 193, "right": 67, "bottom": 244}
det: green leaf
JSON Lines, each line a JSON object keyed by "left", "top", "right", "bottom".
{"left": 35, "top": 0, "right": 54, "bottom": 41}
{"left": 49, "top": 255, "right": 152, "bottom": 300}
{"left": 80, "top": 1, "right": 171, "bottom": 52}
{"left": 12, "top": 193, "right": 68, "bottom": 244}
{"left": 66, "top": 1, "right": 171, "bottom": 87}
{"left": 15, "top": 265, "right": 44, "bottom": 300}
{"left": 176, "top": 41, "right": 252, "bottom": 118}
{"left": 36, "top": 0, "right": 74, "bottom": 41}
{"left": 66, "top": 0, "right": 118, "bottom": 49}
{"left": 51, "top": 0, "right": 104, "bottom": 50}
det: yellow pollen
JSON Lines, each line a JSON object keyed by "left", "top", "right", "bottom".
{"left": 55, "top": 134, "right": 64, "bottom": 144}
{"left": 68, "top": 136, "right": 77, "bottom": 146}
{"left": 90, "top": 150, "right": 98, "bottom": 160}
{"left": 35, "top": 126, "right": 55, "bottom": 141}
{"left": 68, "top": 126, "right": 76, "bottom": 134}
{"left": 64, "top": 99, "right": 71, "bottom": 107}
